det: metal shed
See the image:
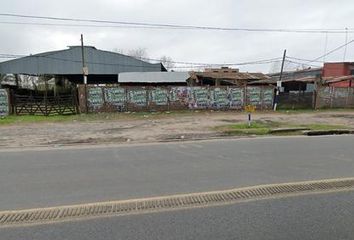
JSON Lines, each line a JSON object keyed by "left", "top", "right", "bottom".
{"left": 0, "top": 46, "right": 166, "bottom": 84}
{"left": 118, "top": 72, "right": 190, "bottom": 85}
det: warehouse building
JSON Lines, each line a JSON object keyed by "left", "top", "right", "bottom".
{"left": 0, "top": 46, "right": 166, "bottom": 86}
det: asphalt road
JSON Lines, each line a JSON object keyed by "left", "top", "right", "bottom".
{"left": 1, "top": 190, "right": 354, "bottom": 239}
{"left": 1, "top": 135, "right": 354, "bottom": 210}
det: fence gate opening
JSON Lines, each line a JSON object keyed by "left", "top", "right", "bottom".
{"left": 12, "top": 89, "right": 78, "bottom": 116}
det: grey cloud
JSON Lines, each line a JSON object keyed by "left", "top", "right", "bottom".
{"left": 0, "top": 0, "right": 353, "bottom": 73}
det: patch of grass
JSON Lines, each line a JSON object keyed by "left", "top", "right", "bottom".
{"left": 0, "top": 115, "right": 76, "bottom": 125}
{"left": 216, "top": 121, "right": 274, "bottom": 136}
{"left": 277, "top": 108, "right": 354, "bottom": 114}
{"left": 0, "top": 110, "right": 204, "bottom": 126}
{"left": 216, "top": 120, "right": 350, "bottom": 136}
{"left": 296, "top": 123, "right": 349, "bottom": 131}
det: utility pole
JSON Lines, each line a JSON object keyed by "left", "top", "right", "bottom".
{"left": 343, "top": 27, "right": 348, "bottom": 62}
{"left": 323, "top": 32, "right": 328, "bottom": 63}
{"left": 81, "top": 34, "right": 89, "bottom": 114}
{"left": 81, "top": 34, "right": 88, "bottom": 84}
{"left": 273, "top": 49, "right": 286, "bottom": 111}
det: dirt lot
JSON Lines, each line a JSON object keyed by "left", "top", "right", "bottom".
{"left": 1, "top": 110, "right": 354, "bottom": 148}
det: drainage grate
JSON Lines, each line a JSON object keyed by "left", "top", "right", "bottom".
{"left": 1, "top": 178, "right": 354, "bottom": 227}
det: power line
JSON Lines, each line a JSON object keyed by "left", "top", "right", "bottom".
{"left": 286, "top": 56, "right": 323, "bottom": 63}
{"left": 287, "top": 40, "right": 354, "bottom": 64}
{"left": 0, "top": 13, "right": 353, "bottom": 33}
{"left": 0, "top": 21, "right": 175, "bottom": 29}
{"left": 139, "top": 56, "right": 282, "bottom": 66}
{"left": 285, "top": 59, "right": 321, "bottom": 68}
{"left": 310, "top": 39, "right": 354, "bottom": 63}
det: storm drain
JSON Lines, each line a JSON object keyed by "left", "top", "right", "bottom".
{"left": 1, "top": 178, "right": 354, "bottom": 227}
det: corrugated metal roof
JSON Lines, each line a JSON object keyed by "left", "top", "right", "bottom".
{"left": 0, "top": 46, "right": 164, "bottom": 75}
{"left": 249, "top": 76, "right": 317, "bottom": 85}
{"left": 118, "top": 72, "right": 190, "bottom": 83}
{"left": 268, "top": 68, "right": 322, "bottom": 80}
{"left": 190, "top": 71, "right": 268, "bottom": 80}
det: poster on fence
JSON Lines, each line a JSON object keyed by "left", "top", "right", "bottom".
{"left": 150, "top": 88, "right": 168, "bottom": 106}
{"left": 262, "top": 88, "right": 274, "bottom": 106}
{"left": 319, "top": 87, "right": 332, "bottom": 107}
{"left": 189, "top": 87, "right": 209, "bottom": 109}
{"left": 210, "top": 88, "right": 229, "bottom": 109}
{"left": 104, "top": 88, "right": 126, "bottom": 106}
{"left": 246, "top": 87, "right": 261, "bottom": 106}
{"left": 0, "top": 89, "right": 9, "bottom": 116}
{"left": 229, "top": 88, "right": 244, "bottom": 109}
{"left": 87, "top": 87, "right": 104, "bottom": 109}
{"left": 129, "top": 89, "right": 147, "bottom": 106}
{"left": 170, "top": 87, "right": 189, "bottom": 103}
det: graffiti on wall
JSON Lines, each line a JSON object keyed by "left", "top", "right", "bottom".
{"left": 334, "top": 88, "right": 349, "bottom": 98}
{"left": 150, "top": 88, "right": 168, "bottom": 105}
{"left": 190, "top": 87, "right": 209, "bottom": 109}
{"left": 246, "top": 87, "right": 261, "bottom": 105}
{"left": 210, "top": 88, "right": 229, "bottom": 108}
{"left": 104, "top": 88, "right": 126, "bottom": 106}
{"left": 81, "top": 85, "right": 274, "bottom": 112}
{"left": 0, "top": 89, "right": 9, "bottom": 116}
{"left": 129, "top": 89, "right": 147, "bottom": 106}
{"left": 263, "top": 88, "right": 274, "bottom": 105}
{"left": 87, "top": 87, "right": 104, "bottom": 109}
{"left": 229, "top": 88, "right": 244, "bottom": 108}
{"left": 170, "top": 87, "right": 189, "bottom": 105}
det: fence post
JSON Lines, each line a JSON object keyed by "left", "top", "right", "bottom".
{"left": 101, "top": 87, "right": 106, "bottom": 112}
{"left": 9, "top": 89, "right": 14, "bottom": 115}
{"left": 146, "top": 86, "right": 150, "bottom": 112}
{"left": 244, "top": 86, "right": 247, "bottom": 108}
{"left": 167, "top": 86, "right": 171, "bottom": 112}
{"left": 330, "top": 87, "right": 334, "bottom": 108}
{"left": 72, "top": 88, "right": 79, "bottom": 114}
{"left": 313, "top": 86, "right": 318, "bottom": 109}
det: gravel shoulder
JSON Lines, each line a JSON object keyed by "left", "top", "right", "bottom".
{"left": 0, "top": 110, "right": 354, "bottom": 148}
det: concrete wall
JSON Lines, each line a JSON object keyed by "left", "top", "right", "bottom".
{"left": 0, "top": 89, "right": 10, "bottom": 116}
{"left": 78, "top": 85, "right": 275, "bottom": 113}
{"left": 316, "top": 86, "right": 354, "bottom": 108}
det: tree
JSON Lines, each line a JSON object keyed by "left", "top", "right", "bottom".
{"left": 127, "top": 48, "right": 148, "bottom": 60}
{"left": 160, "top": 55, "right": 175, "bottom": 71}
{"left": 112, "top": 48, "right": 125, "bottom": 55}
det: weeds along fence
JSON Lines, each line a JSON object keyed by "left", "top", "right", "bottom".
{"left": 78, "top": 85, "right": 275, "bottom": 113}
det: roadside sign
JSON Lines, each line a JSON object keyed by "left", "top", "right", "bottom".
{"left": 244, "top": 105, "right": 256, "bottom": 127}
{"left": 83, "top": 67, "right": 89, "bottom": 76}
{"left": 245, "top": 105, "right": 256, "bottom": 113}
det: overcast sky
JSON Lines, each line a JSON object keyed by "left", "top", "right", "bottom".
{"left": 0, "top": 0, "right": 353, "bottom": 73}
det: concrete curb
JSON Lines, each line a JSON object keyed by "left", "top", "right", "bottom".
{"left": 303, "top": 129, "right": 354, "bottom": 136}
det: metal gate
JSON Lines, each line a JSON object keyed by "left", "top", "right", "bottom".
{"left": 12, "top": 91, "right": 78, "bottom": 116}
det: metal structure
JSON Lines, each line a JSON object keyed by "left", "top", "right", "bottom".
{"left": 0, "top": 46, "right": 165, "bottom": 75}
{"left": 118, "top": 72, "right": 190, "bottom": 84}
{"left": 12, "top": 91, "right": 78, "bottom": 116}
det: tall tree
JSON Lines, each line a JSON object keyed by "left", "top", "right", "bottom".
{"left": 127, "top": 48, "right": 148, "bottom": 60}
{"left": 160, "top": 55, "right": 175, "bottom": 71}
